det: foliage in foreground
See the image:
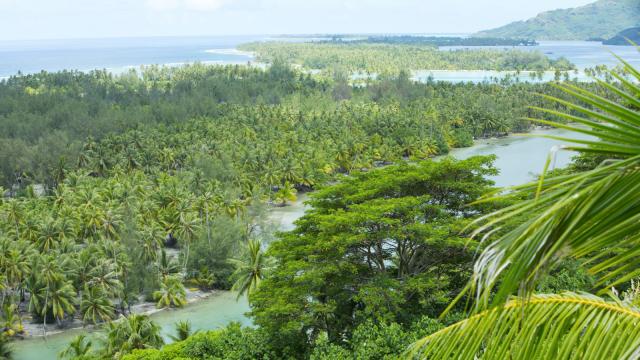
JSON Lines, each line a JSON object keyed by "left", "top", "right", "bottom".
{"left": 411, "top": 292, "right": 640, "bottom": 359}
{"left": 122, "top": 323, "right": 273, "bottom": 360}
{"left": 121, "top": 318, "right": 451, "bottom": 360}
{"left": 412, "top": 56, "right": 640, "bottom": 357}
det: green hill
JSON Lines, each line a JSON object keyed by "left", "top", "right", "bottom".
{"left": 474, "top": 0, "right": 640, "bottom": 40}
{"left": 603, "top": 26, "right": 640, "bottom": 44}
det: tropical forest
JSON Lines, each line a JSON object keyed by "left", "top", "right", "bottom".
{"left": 1, "top": 0, "right": 640, "bottom": 359}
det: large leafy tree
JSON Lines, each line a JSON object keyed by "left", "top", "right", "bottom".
{"left": 250, "top": 157, "right": 497, "bottom": 356}
{"left": 412, "top": 58, "right": 640, "bottom": 357}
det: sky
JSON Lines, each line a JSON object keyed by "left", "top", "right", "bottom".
{"left": 0, "top": 0, "right": 596, "bottom": 41}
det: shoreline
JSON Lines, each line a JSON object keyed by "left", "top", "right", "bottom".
{"left": 12, "top": 198, "right": 308, "bottom": 342}
{"left": 16, "top": 288, "right": 218, "bottom": 340}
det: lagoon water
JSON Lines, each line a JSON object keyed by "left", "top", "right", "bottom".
{"left": 430, "top": 40, "right": 640, "bottom": 83}
{"left": 441, "top": 40, "right": 640, "bottom": 70}
{"left": 449, "top": 128, "right": 591, "bottom": 187}
{"left": 11, "top": 128, "right": 591, "bottom": 359}
{"left": 12, "top": 292, "right": 251, "bottom": 360}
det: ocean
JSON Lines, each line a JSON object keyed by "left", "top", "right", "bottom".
{"left": 1, "top": 35, "right": 639, "bottom": 82}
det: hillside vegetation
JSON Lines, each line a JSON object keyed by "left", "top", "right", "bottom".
{"left": 475, "top": 0, "right": 640, "bottom": 40}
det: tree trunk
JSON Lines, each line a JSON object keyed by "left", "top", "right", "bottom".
{"left": 42, "top": 287, "right": 49, "bottom": 337}
{"left": 206, "top": 210, "right": 211, "bottom": 246}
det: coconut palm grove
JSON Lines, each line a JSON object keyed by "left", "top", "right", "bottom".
{"left": 1, "top": 0, "right": 640, "bottom": 359}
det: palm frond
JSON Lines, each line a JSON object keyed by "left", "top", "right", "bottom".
{"left": 465, "top": 60, "right": 640, "bottom": 308}
{"left": 409, "top": 293, "right": 640, "bottom": 359}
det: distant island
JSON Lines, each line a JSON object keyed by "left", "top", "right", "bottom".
{"left": 474, "top": 0, "right": 640, "bottom": 40}
{"left": 345, "top": 36, "right": 538, "bottom": 47}
{"left": 275, "top": 35, "right": 538, "bottom": 47}
{"left": 239, "top": 41, "right": 575, "bottom": 73}
{"left": 603, "top": 27, "right": 640, "bottom": 45}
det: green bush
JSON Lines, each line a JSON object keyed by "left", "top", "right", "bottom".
{"left": 123, "top": 323, "right": 274, "bottom": 360}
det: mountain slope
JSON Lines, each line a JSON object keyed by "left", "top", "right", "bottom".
{"left": 474, "top": 0, "right": 640, "bottom": 40}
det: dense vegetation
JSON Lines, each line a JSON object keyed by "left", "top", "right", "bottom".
{"left": 239, "top": 42, "right": 575, "bottom": 73}
{"left": 65, "top": 155, "right": 507, "bottom": 359}
{"left": 0, "top": 63, "right": 538, "bottom": 342}
{"left": 0, "top": 50, "right": 630, "bottom": 359}
{"left": 108, "top": 57, "right": 640, "bottom": 358}
{"left": 249, "top": 157, "right": 497, "bottom": 355}
{"left": 0, "top": 63, "right": 588, "bottom": 192}
{"left": 121, "top": 156, "right": 596, "bottom": 360}
{"left": 474, "top": 0, "right": 640, "bottom": 40}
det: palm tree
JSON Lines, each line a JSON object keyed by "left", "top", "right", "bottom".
{"left": 28, "top": 255, "right": 67, "bottom": 334}
{"left": 194, "top": 188, "right": 217, "bottom": 245}
{"left": 36, "top": 217, "right": 59, "bottom": 252}
{"left": 411, "top": 292, "right": 640, "bottom": 359}
{"left": 223, "top": 198, "right": 246, "bottom": 218}
{"left": 411, "top": 58, "right": 640, "bottom": 357}
{"left": 169, "top": 320, "right": 198, "bottom": 342}
{"left": 59, "top": 334, "right": 92, "bottom": 359}
{"left": 81, "top": 286, "right": 115, "bottom": 325}
{"left": 3, "top": 200, "right": 23, "bottom": 239}
{"left": 99, "top": 209, "right": 123, "bottom": 240}
{"left": 174, "top": 211, "right": 199, "bottom": 270}
{"left": 0, "top": 335, "right": 11, "bottom": 360}
{"left": 104, "top": 314, "right": 164, "bottom": 358}
{"left": 40, "top": 278, "right": 76, "bottom": 327}
{"left": 1, "top": 304, "right": 23, "bottom": 338}
{"left": 229, "top": 238, "right": 273, "bottom": 300}
{"left": 87, "top": 259, "right": 123, "bottom": 298}
{"left": 273, "top": 182, "right": 297, "bottom": 206}
{"left": 156, "top": 249, "right": 180, "bottom": 281}
{"left": 153, "top": 276, "right": 187, "bottom": 309}
{"left": 139, "top": 226, "right": 162, "bottom": 263}
{"left": 3, "top": 245, "right": 31, "bottom": 297}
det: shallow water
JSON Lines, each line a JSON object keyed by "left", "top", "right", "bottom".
{"left": 267, "top": 193, "right": 310, "bottom": 232}
{"left": 411, "top": 69, "right": 586, "bottom": 84}
{"left": 448, "top": 128, "right": 592, "bottom": 187}
{"left": 440, "top": 41, "right": 640, "bottom": 70}
{"left": 11, "top": 292, "right": 250, "bottom": 360}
